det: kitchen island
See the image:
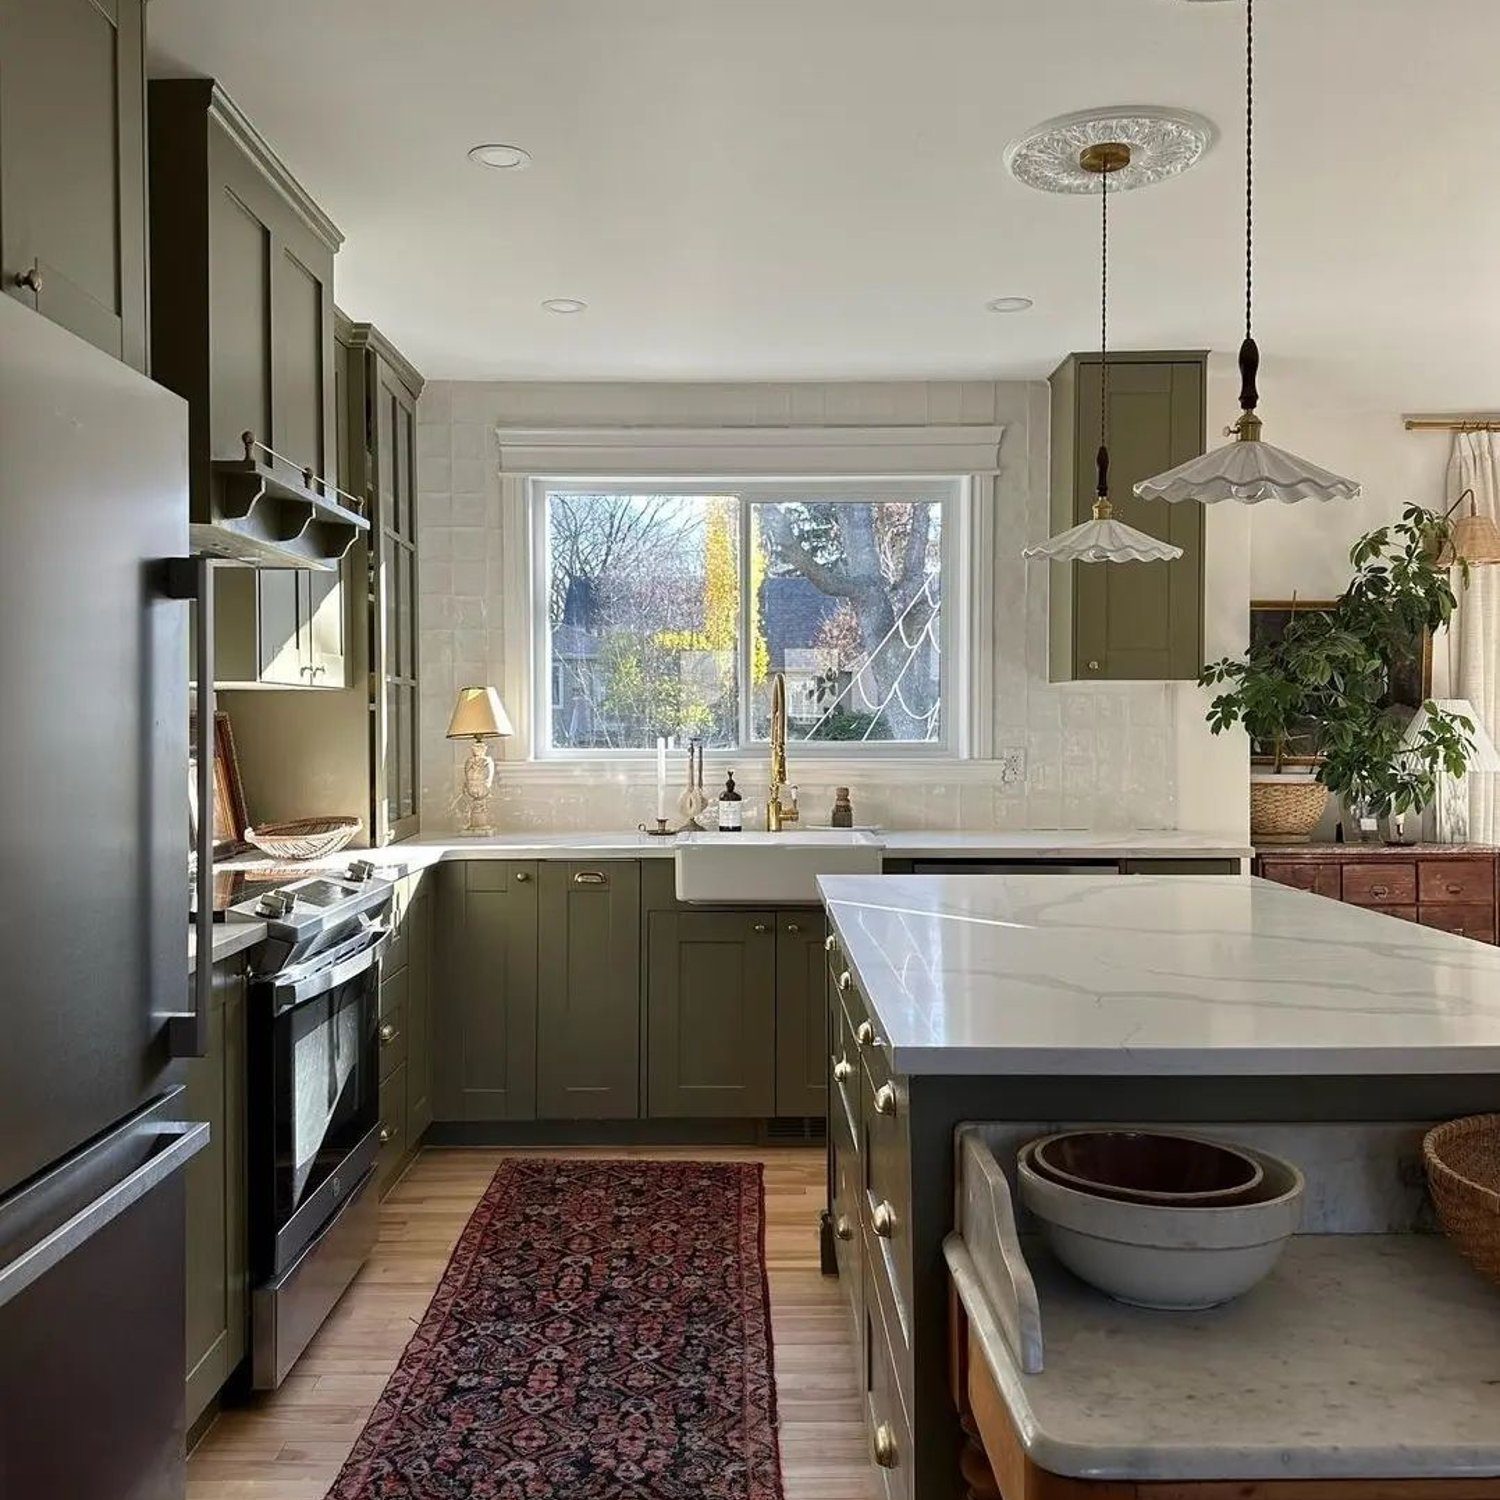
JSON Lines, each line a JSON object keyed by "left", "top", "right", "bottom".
{"left": 818, "top": 873, "right": 1500, "bottom": 1500}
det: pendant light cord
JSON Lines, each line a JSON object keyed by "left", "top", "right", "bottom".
{"left": 1245, "top": 0, "right": 1253, "bottom": 345}
{"left": 1096, "top": 161, "right": 1111, "bottom": 507}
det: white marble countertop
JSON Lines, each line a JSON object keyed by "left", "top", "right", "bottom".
{"left": 188, "top": 917, "right": 266, "bottom": 973}
{"left": 819, "top": 872, "right": 1500, "bottom": 1075}
{"left": 977, "top": 1232, "right": 1500, "bottom": 1482}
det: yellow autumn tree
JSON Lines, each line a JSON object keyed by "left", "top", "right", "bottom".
{"left": 702, "top": 498, "right": 737, "bottom": 651}
{"left": 749, "top": 509, "right": 770, "bottom": 684}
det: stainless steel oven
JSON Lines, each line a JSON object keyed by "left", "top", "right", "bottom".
{"left": 235, "top": 868, "right": 396, "bottom": 1389}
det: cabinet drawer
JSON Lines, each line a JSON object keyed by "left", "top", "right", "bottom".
{"left": 1419, "top": 859, "right": 1494, "bottom": 907}
{"left": 832, "top": 999, "right": 860, "bottom": 1139}
{"left": 1418, "top": 903, "right": 1495, "bottom": 944}
{"left": 1259, "top": 861, "right": 1340, "bottom": 899}
{"left": 862, "top": 1256, "right": 914, "bottom": 1500}
{"left": 830, "top": 1095, "right": 863, "bottom": 1348}
{"left": 837, "top": 965, "right": 873, "bottom": 1051}
{"left": 861, "top": 1046, "right": 911, "bottom": 1349}
{"left": 1343, "top": 863, "right": 1416, "bottom": 907}
{"left": 379, "top": 955, "right": 408, "bottom": 1020}
{"left": 376, "top": 1062, "right": 408, "bottom": 1194}
{"left": 378, "top": 999, "right": 407, "bottom": 1082}
{"left": 384, "top": 912, "right": 410, "bottom": 977}
{"left": 467, "top": 861, "right": 537, "bottom": 892}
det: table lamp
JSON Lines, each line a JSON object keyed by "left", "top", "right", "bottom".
{"left": 1402, "top": 699, "right": 1500, "bottom": 844}
{"left": 446, "top": 685, "right": 513, "bottom": 835}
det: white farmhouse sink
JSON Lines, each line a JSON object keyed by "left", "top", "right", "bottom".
{"left": 675, "top": 829, "right": 885, "bottom": 903}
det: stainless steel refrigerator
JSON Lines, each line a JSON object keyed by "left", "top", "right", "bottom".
{"left": 0, "top": 296, "right": 210, "bottom": 1498}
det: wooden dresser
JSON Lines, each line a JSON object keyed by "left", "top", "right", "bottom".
{"left": 1254, "top": 844, "right": 1500, "bottom": 945}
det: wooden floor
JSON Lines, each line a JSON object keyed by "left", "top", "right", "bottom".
{"left": 188, "top": 1145, "right": 874, "bottom": 1500}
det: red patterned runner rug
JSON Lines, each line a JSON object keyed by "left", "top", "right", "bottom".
{"left": 327, "top": 1158, "right": 783, "bottom": 1499}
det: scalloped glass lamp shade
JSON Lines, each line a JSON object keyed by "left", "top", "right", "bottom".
{"left": 1022, "top": 510, "right": 1185, "bottom": 564}
{"left": 1134, "top": 432, "right": 1362, "bottom": 506}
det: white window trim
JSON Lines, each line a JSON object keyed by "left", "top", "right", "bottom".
{"left": 499, "top": 474, "right": 994, "bottom": 772}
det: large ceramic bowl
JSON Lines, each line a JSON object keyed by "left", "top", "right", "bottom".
{"left": 1028, "top": 1129, "right": 1265, "bottom": 1206}
{"left": 1016, "top": 1142, "right": 1304, "bottom": 1310}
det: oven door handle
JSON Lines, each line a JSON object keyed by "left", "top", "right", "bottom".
{"left": 271, "top": 928, "right": 390, "bottom": 1009}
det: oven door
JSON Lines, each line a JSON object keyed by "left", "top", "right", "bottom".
{"left": 257, "top": 928, "right": 385, "bottom": 1279}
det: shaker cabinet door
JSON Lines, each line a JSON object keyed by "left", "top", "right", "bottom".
{"left": 775, "top": 911, "right": 829, "bottom": 1117}
{"left": 0, "top": 0, "right": 148, "bottom": 368}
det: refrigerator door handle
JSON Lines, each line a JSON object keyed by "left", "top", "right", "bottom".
{"left": 0, "top": 1088, "right": 209, "bottom": 1311}
{"left": 161, "top": 556, "right": 214, "bottom": 1059}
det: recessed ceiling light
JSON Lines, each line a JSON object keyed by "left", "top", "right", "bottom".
{"left": 467, "top": 143, "right": 531, "bottom": 170}
{"left": 541, "top": 298, "right": 587, "bottom": 314}
{"left": 987, "top": 296, "right": 1034, "bottom": 313}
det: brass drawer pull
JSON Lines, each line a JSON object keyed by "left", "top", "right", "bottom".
{"left": 873, "top": 1422, "right": 898, "bottom": 1468}
{"left": 834, "top": 1215, "right": 854, "bottom": 1242}
{"left": 1370, "top": 884, "right": 1390, "bottom": 899}
{"left": 832, "top": 1057, "right": 854, "bottom": 1083}
{"left": 873, "top": 1083, "right": 896, "bottom": 1116}
{"left": 786, "top": 921, "right": 801, "bottom": 934}
{"left": 378, "top": 1125, "right": 392, "bottom": 1145}
{"left": 379, "top": 1022, "right": 398, "bottom": 1044}
{"left": 1448, "top": 883, "right": 1465, "bottom": 895}
{"left": 837, "top": 969, "right": 852, "bottom": 992}
{"left": 573, "top": 870, "right": 607, "bottom": 885}
{"left": 824, "top": 933, "right": 837, "bottom": 953}
{"left": 871, "top": 1200, "right": 897, "bottom": 1238}
{"left": 854, "top": 1020, "right": 875, "bottom": 1048}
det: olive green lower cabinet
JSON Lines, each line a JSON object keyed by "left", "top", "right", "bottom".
{"left": 182, "top": 957, "right": 247, "bottom": 1432}
{"left": 375, "top": 872, "right": 435, "bottom": 1193}
{"left": 537, "top": 863, "right": 641, "bottom": 1119}
{"left": 775, "top": 914, "right": 830, "bottom": 1117}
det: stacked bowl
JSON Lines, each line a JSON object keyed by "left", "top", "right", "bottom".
{"left": 1016, "top": 1130, "right": 1304, "bottom": 1310}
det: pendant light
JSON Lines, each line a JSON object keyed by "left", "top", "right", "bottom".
{"left": 1134, "top": 0, "right": 1360, "bottom": 506}
{"left": 1024, "top": 144, "right": 1184, "bottom": 565}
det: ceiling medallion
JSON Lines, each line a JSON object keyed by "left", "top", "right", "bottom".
{"left": 1004, "top": 107, "right": 1215, "bottom": 195}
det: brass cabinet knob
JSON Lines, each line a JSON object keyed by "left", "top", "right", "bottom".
{"left": 832, "top": 1057, "right": 853, "bottom": 1083}
{"left": 873, "top": 1422, "right": 898, "bottom": 1468}
{"left": 837, "top": 969, "right": 852, "bottom": 992}
{"left": 824, "top": 933, "right": 837, "bottom": 953}
{"left": 378, "top": 1125, "right": 392, "bottom": 1144}
{"left": 1087, "top": 659, "right": 1101, "bottom": 672}
{"left": 753, "top": 922, "right": 769, "bottom": 933}
{"left": 871, "top": 1200, "right": 896, "bottom": 1238}
{"left": 379, "top": 1022, "right": 397, "bottom": 1044}
{"left": 786, "top": 921, "right": 801, "bottom": 933}
{"left": 14, "top": 266, "right": 42, "bottom": 293}
{"left": 515, "top": 871, "right": 530, "bottom": 881}
{"left": 834, "top": 1214, "right": 854, "bottom": 1242}
{"left": 854, "top": 1020, "right": 875, "bottom": 1048}
{"left": 873, "top": 1083, "right": 896, "bottom": 1116}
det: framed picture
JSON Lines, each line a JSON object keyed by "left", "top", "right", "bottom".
{"left": 1248, "top": 600, "right": 1432, "bottom": 766}
{"left": 189, "top": 710, "right": 250, "bottom": 857}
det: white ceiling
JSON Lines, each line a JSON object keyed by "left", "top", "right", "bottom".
{"left": 148, "top": 0, "right": 1500, "bottom": 402}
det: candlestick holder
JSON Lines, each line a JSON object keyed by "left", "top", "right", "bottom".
{"left": 638, "top": 817, "right": 676, "bottom": 838}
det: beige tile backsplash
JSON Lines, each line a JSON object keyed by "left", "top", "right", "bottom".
{"left": 415, "top": 379, "right": 1180, "bottom": 835}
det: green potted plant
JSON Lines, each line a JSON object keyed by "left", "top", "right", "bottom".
{"left": 1202, "top": 505, "right": 1475, "bottom": 843}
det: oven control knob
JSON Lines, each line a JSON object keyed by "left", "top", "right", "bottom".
{"left": 347, "top": 858, "right": 377, "bottom": 883}
{"left": 257, "top": 890, "right": 295, "bottom": 918}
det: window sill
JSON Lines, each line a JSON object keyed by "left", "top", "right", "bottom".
{"left": 491, "top": 752, "right": 1015, "bottom": 785}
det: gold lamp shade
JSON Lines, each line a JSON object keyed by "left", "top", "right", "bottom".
{"left": 446, "top": 685, "right": 514, "bottom": 741}
{"left": 1438, "top": 491, "right": 1500, "bottom": 567}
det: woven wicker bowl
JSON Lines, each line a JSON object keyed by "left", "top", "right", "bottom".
{"left": 1424, "top": 1115, "right": 1500, "bottom": 1286}
{"left": 1249, "top": 778, "right": 1328, "bottom": 844}
{"left": 244, "top": 816, "right": 360, "bottom": 862}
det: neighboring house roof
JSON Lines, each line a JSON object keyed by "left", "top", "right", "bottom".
{"left": 762, "top": 575, "right": 842, "bottom": 671}
{"left": 551, "top": 623, "right": 599, "bottom": 661}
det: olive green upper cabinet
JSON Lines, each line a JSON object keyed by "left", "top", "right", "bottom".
{"left": 647, "top": 910, "right": 777, "bottom": 1118}
{"left": 148, "top": 80, "right": 346, "bottom": 688}
{"left": 1048, "top": 352, "right": 1207, "bottom": 681}
{"left": 338, "top": 319, "right": 424, "bottom": 843}
{"left": 774, "top": 911, "right": 828, "bottom": 1117}
{"left": 0, "top": 0, "right": 148, "bottom": 368}
{"left": 536, "top": 863, "right": 641, "bottom": 1120}
{"left": 435, "top": 863, "right": 539, "bottom": 1121}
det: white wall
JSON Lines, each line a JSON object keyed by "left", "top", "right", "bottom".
{"left": 415, "top": 379, "right": 1209, "bottom": 836}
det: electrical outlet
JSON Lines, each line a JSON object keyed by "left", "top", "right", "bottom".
{"left": 998, "top": 747, "right": 1026, "bottom": 787}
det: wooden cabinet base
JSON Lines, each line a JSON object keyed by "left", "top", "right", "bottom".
{"left": 954, "top": 1295, "right": 1500, "bottom": 1500}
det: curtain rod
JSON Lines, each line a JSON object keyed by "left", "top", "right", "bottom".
{"left": 1404, "top": 415, "right": 1500, "bottom": 432}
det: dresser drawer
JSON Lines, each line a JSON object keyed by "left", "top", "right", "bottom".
{"left": 1343, "top": 863, "right": 1417, "bottom": 907}
{"left": 1419, "top": 859, "right": 1495, "bottom": 907}
{"left": 1418, "top": 903, "right": 1495, "bottom": 943}
{"left": 1260, "top": 861, "right": 1340, "bottom": 899}
{"left": 1370, "top": 905, "right": 1419, "bottom": 926}
{"left": 861, "top": 1045, "right": 911, "bottom": 1349}
{"left": 862, "top": 1255, "right": 914, "bottom": 1500}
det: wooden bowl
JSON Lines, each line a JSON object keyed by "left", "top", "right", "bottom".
{"left": 1424, "top": 1115, "right": 1500, "bottom": 1287}
{"left": 243, "top": 816, "right": 360, "bottom": 862}
{"left": 1028, "top": 1130, "right": 1265, "bottom": 1207}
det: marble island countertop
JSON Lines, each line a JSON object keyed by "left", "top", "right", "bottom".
{"left": 819, "top": 872, "right": 1500, "bottom": 1076}
{"left": 981, "top": 1232, "right": 1500, "bottom": 1482}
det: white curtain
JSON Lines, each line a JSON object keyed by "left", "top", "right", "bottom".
{"left": 1445, "top": 431, "right": 1500, "bottom": 841}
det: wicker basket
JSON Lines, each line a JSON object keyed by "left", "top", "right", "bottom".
{"left": 1249, "top": 778, "right": 1328, "bottom": 843}
{"left": 1424, "top": 1115, "right": 1500, "bottom": 1286}
{"left": 243, "top": 816, "right": 360, "bottom": 862}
